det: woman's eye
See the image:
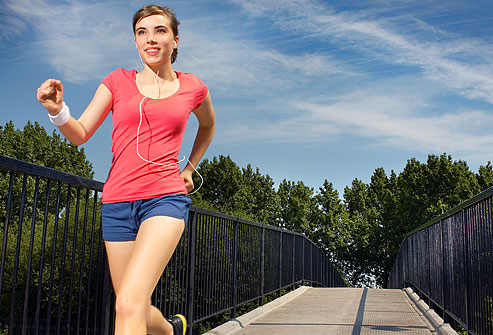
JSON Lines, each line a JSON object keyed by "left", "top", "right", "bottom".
{"left": 137, "top": 30, "right": 145, "bottom": 35}
{"left": 157, "top": 28, "right": 166, "bottom": 34}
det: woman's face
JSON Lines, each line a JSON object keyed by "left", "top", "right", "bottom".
{"left": 134, "top": 14, "right": 178, "bottom": 66}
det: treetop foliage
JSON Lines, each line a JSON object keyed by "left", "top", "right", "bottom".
{"left": 0, "top": 120, "right": 94, "bottom": 178}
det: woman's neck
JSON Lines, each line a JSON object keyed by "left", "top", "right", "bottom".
{"left": 141, "top": 63, "right": 176, "bottom": 82}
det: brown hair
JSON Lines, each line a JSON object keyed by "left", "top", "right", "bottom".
{"left": 133, "top": 4, "right": 180, "bottom": 64}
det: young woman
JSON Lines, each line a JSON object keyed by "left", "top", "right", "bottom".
{"left": 36, "top": 5, "right": 215, "bottom": 335}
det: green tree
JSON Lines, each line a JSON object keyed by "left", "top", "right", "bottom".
{"left": 313, "top": 180, "right": 350, "bottom": 263}
{"left": 0, "top": 120, "right": 94, "bottom": 177}
{"left": 191, "top": 155, "right": 242, "bottom": 212}
{"left": 396, "top": 153, "right": 480, "bottom": 234}
{"left": 342, "top": 178, "right": 374, "bottom": 286}
{"left": 277, "top": 179, "right": 314, "bottom": 232}
{"left": 365, "top": 168, "right": 399, "bottom": 287}
{"left": 232, "top": 164, "right": 279, "bottom": 224}
{"left": 477, "top": 161, "right": 493, "bottom": 191}
{"left": 192, "top": 155, "right": 279, "bottom": 224}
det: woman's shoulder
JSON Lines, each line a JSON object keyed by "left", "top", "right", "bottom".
{"left": 177, "top": 71, "right": 206, "bottom": 89}
{"left": 105, "top": 68, "right": 137, "bottom": 80}
{"left": 102, "top": 68, "right": 137, "bottom": 92}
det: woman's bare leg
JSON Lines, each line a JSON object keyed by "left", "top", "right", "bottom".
{"left": 105, "top": 216, "right": 185, "bottom": 335}
{"left": 105, "top": 241, "right": 171, "bottom": 334}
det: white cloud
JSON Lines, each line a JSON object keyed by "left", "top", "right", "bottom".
{"left": 229, "top": 0, "right": 493, "bottom": 104}
{"left": 221, "top": 78, "right": 493, "bottom": 162}
{"left": 2, "top": 0, "right": 135, "bottom": 82}
{"left": 0, "top": 14, "right": 26, "bottom": 39}
{"left": 177, "top": 24, "right": 355, "bottom": 96}
{"left": 3, "top": 0, "right": 355, "bottom": 88}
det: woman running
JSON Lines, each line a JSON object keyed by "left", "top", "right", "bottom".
{"left": 36, "top": 4, "right": 215, "bottom": 335}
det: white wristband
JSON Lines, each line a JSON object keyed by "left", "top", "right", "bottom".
{"left": 48, "top": 101, "right": 70, "bottom": 126}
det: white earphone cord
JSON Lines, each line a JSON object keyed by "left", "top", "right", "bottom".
{"left": 136, "top": 55, "right": 204, "bottom": 195}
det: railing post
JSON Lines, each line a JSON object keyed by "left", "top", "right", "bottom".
{"left": 186, "top": 209, "right": 198, "bottom": 334}
{"left": 278, "top": 230, "right": 283, "bottom": 296}
{"left": 292, "top": 234, "right": 295, "bottom": 290}
{"left": 310, "top": 242, "right": 313, "bottom": 285}
{"left": 427, "top": 227, "right": 432, "bottom": 308}
{"left": 441, "top": 220, "right": 448, "bottom": 322}
{"left": 230, "top": 217, "right": 239, "bottom": 319}
{"left": 462, "top": 208, "right": 471, "bottom": 331}
{"left": 302, "top": 238, "right": 305, "bottom": 285}
{"left": 9, "top": 174, "right": 28, "bottom": 334}
{"left": 0, "top": 172, "right": 14, "bottom": 305}
{"left": 259, "top": 226, "right": 265, "bottom": 306}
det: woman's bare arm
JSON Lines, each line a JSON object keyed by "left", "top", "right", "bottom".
{"left": 37, "top": 79, "right": 112, "bottom": 145}
{"left": 181, "top": 91, "right": 216, "bottom": 192}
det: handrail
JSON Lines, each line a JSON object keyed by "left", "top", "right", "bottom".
{"left": 0, "top": 154, "right": 104, "bottom": 190}
{"left": 0, "top": 155, "right": 347, "bottom": 334}
{"left": 388, "top": 186, "right": 493, "bottom": 335}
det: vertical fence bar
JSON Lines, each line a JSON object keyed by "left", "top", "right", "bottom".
{"left": 0, "top": 172, "right": 14, "bottom": 306}
{"left": 278, "top": 230, "right": 282, "bottom": 295}
{"left": 292, "top": 233, "right": 295, "bottom": 289}
{"left": 66, "top": 188, "right": 81, "bottom": 334}
{"left": 302, "top": 238, "right": 305, "bottom": 286}
{"left": 45, "top": 181, "right": 62, "bottom": 335}
{"left": 34, "top": 178, "right": 51, "bottom": 335}
{"left": 424, "top": 227, "right": 433, "bottom": 308}
{"left": 259, "top": 226, "right": 265, "bottom": 306}
{"left": 22, "top": 176, "right": 40, "bottom": 335}
{"left": 462, "top": 208, "right": 470, "bottom": 330}
{"left": 9, "top": 173, "right": 28, "bottom": 334}
{"left": 85, "top": 191, "right": 98, "bottom": 335}
{"left": 203, "top": 215, "right": 211, "bottom": 318}
{"left": 441, "top": 220, "right": 448, "bottom": 322}
{"left": 230, "top": 217, "right": 239, "bottom": 319}
{"left": 186, "top": 209, "right": 197, "bottom": 334}
{"left": 212, "top": 217, "right": 220, "bottom": 315}
{"left": 76, "top": 189, "right": 90, "bottom": 335}
{"left": 310, "top": 242, "right": 313, "bottom": 285}
{"left": 57, "top": 185, "right": 71, "bottom": 335}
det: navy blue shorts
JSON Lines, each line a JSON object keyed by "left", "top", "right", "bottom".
{"left": 101, "top": 194, "right": 192, "bottom": 242}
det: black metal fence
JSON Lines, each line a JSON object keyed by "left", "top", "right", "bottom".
{"left": 388, "top": 186, "right": 493, "bottom": 335}
{"left": 0, "top": 155, "right": 346, "bottom": 335}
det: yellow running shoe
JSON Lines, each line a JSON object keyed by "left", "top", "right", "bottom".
{"left": 167, "top": 314, "right": 187, "bottom": 335}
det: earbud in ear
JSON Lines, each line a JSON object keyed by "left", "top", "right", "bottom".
{"left": 173, "top": 41, "right": 177, "bottom": 47}
{"left": 135, "top": 44, "right": 138, "bottom": 48}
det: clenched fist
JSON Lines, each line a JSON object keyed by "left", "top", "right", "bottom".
{"left": 36, "top": 79, "right": 64, "bottom": 115}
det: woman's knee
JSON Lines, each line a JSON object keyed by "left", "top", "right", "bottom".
{"left": 115, "top": 292, "right": 147, "bottom": 318}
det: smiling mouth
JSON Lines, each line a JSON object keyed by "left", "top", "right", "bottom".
{"left": 145, "top": 48, "right": 160, "bottom": 55}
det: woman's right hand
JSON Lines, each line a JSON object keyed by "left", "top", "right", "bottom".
{"left": 36, "top": 79, "right": 64, "bottom": 115}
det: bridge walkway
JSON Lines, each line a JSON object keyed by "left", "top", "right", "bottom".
{"left": 206, "top": 287, "right": 443, "bottom": 335}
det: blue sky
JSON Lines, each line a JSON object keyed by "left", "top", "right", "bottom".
{"left": 1, "top": 0, "right": 492, "bottom": 195}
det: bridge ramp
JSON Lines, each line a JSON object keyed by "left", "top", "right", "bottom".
{"left": 219, "top": 288, "right": 438, "bottom": 335}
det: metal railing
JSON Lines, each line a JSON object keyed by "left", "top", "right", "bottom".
{"left": 388, "top": 186, "right": 493, "bottom": 335}
{"left": 0, "top": 155, "right": 346, "bottom": 335}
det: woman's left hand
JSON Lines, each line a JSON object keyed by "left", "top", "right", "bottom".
{"left": 180, "top": 170, "right": 194, "bottom": 193}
